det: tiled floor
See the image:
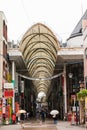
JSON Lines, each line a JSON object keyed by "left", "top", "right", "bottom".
{"left": 22, "top": 120, "right": 57, "bottom": 130}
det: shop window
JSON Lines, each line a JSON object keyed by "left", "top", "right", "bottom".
{"left": 3, "top": 41, "right": 7, "bottom": 58}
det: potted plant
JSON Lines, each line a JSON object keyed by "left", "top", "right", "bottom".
{"left": 77, "top": 89, "right": 87, "bottom": 101}
{"left": 77, "top": 89, "right": 87, "bottom": 124}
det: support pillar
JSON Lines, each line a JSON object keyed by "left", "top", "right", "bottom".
{"left": 12, "top": 61, "right": 15, "bottom": 113}
{"left": 63, "top": 64, "right": 67, "bottom": 118}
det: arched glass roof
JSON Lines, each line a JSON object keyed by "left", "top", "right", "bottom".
{"left": 19, "top": 23, "right": 60, "bottom": 100}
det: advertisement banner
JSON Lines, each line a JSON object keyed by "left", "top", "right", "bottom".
{"left": 4, "top": 89, "right": 14, "bottom": 97}
{"left": 4, "top": 83, "right": 13, "bottom": 89}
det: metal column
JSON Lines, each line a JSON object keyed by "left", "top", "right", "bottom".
{"left": 12, "top": 61, "right": 15, "bottom": 113}
{"left": 63, "top": 64, "right": 67, "bottom": 117}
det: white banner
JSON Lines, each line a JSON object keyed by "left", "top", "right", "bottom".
{"left": 4, "top": 83, "right": 13, "bottom": 89}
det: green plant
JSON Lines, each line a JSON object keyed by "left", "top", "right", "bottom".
{"left": 77, "top": 89, "right": 87, "bottom": 101}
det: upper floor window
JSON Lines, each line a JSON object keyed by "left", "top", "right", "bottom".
{"left": 3, "top": 20, "right": 5, "bottom": 38}
{"left": 3, "top": 20, "right": 7, "bottom": 41}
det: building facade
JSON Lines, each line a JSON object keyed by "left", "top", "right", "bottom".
{"left": 0, "top": 11, "right": 8, "bottom": 97}
{"left": 0, "top": 11, "right": 13, "bottom": 124}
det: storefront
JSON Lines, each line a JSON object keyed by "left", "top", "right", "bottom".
{"left": 1, "top": 83, "right": 14, "bottom": 124}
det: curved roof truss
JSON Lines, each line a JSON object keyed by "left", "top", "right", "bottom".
{"left": 19, "top": 23, "right": 60, "bottom": 100}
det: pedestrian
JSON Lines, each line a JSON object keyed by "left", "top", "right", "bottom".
{"left": 27, "top": 112, "right": 30, "bottom": 120}
{"left": 12, "top": 113, "right": 16, "bottom": 124}
{"left": 16, "top": 113, "right": 18, "bottom": 123}
{"left": 40, "top": 109, "right": 46, "bottom": 123}
{"left": 20, "top": 113, "right": 25, "bottom": 128}
{"left": 53, "top": 115, "right": 58, "bottom": 124}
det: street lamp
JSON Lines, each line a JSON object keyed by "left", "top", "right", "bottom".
{"left": 68, "top": 73, "right": 73, "bottom": 79}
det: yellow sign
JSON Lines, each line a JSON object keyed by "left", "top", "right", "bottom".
{"left": 85, "top": 97, "right": 87, "bottom": 109}
{"left": 7, "top": 73, "right": 12, "bottom": 82}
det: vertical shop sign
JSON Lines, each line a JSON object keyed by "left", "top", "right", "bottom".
{"left": 31, "top": 94, "right": 33, "bottom": 103}
{"left": 21, "top": 81, "right": 24, "bottom": 93}
{"left": 0, "top": 99, "right": 2, "bottom": 115}
{"left": 15, "top": 73, "right": 18, "bottom": 93}
{"left": 85, "top": 97, "right": 87, "bottom": 109}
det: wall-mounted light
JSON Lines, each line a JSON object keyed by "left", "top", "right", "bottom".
{"left": 68, "top": 73, "right": 73, "bottom": 78}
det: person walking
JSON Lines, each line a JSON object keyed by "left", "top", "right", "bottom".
{"left": 53, "top": 115, "right": 58, "bottom": 124}
{"left": 20, "top": 113, "right": 25, "bottom": 128}
{"left": 40, "top": 109, "right": 46, "bottom": 123}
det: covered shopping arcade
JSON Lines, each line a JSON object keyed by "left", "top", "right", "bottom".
{"left": 8, "top": 23, "right": 84, "bottom": 120}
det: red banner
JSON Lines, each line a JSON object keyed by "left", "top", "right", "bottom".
{"left": 4, "top": 89, "right": 14, "bottom": 97}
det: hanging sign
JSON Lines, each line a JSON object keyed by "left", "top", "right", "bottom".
{"left": 4, "top": 83, "right": 13, "bottom": 89}
{"left": 4, "top": 89, "right": 14, "bottom": 97}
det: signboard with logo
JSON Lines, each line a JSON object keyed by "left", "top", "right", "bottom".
{"left": 21, "top": 81, "right": 24, "bottom": 93}
{"left": 4, "top": 83, "right": 13, "bottom": 89}
{"left": 4, "top": 89, "right": 14, "bottom": 97}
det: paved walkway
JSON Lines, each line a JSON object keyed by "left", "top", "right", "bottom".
{"left": 0, "top": 120, "right": 86, "bottom": 130}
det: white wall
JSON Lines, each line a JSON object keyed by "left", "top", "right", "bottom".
{"left": 67, "top": 35, "right": 83, "bottom": 48}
